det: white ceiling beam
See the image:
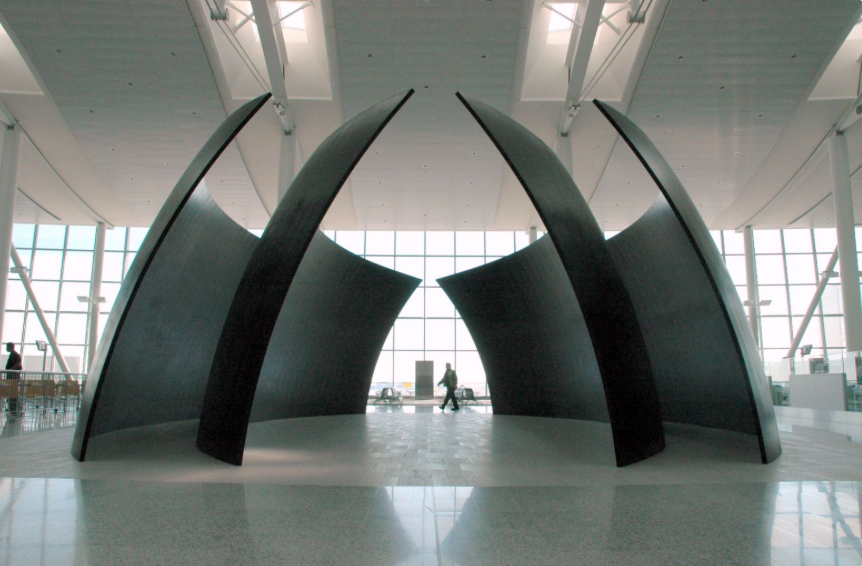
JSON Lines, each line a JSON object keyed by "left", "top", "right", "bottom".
{"left": 836, "top": 90, "right": 862, "bottom": 133}
{"left": 559, "top": 0, "right": 605, "bottom": 135}
{"left": 249, "top": 0, "right": 296, "bottom": 133}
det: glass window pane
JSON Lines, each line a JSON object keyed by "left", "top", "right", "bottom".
{"left": 365, "top": 231, "right": 394, "bottom": 255}
{"left": 761, "top": 349, "right": 787, "bottom": 363}
{"left": 59, "top": 282, "right": 91, "bottom": 312}
{"left": 425, "top": 319, "right": 455, "bottom": 350}
{"left": 455, "top": 351, "right": 486, "bottom": 386}
{"left": 791, "top": 315, "right": 823, "bottom": 349}
{"left": 29, "top": 281, "right": 59, "bottom": 311}
{"left": 12, "top": 224, "right": 35, "bottom": 248}
{"left": 127, "top": 228, "right": 149, "bottom": 252}
{"left": 816, "top": 253, "right": 836, "bottom": 274}
{"left": 425, "top": 351, "right": 456, "bottom": 384}
{"left": 56, "top": 313, "right": 88, "bottom": 344}
{"left": 399, "top": 289, "right": 424, "bottom": 318}
{"left": 813, "top": 229, "right": 837, "bottom": 253}
{"left": 1, "top": 312, "right": 24, "bottom": 344}
{"left": 709, "top": 231, "right": 722, "bottom": 254}
{"left": 367, "top": 256, "right": 395, "bottom": 270}
{"left": 36, "top": 225, "right": 66, "bottom": 249}
{"left": 759, "top": 317, "right": 790, "bottom": 349}
{"left": 821, "top": 284, "right": 843, "bottom": 315}
{"left": 486, "top": 232, "right": 514, "bottom": 256}
{"left": 755, "top": 255, "right": 785, "bottom": 285}
{"left": 13, "top": 248, "right": 31, "bottom": 270}
{"left": 124, "top": 253, "right": 136, "bottom": 278}
{"left": 723, "top": 256, "right": 747, "bottom": 286}
{"left": 66, "top": 226, "right": 96, "bottom": 250}
{"left": 735, "top": 285, "right": 747, "bottom": 304}
{"left": 782, "top": 230, "right": 813, "bottom": 253}
{"left": 101, "top": 282, "right": 121, "bottom": 313}
{"left": 323, "top": 230, "right": 335, "bottom": 240}
{"left": 757, "top": 286, "right": 788, "bottom": 316}
{"left": 394, "top": 319, "right": 423, "bottom": 350}
{"left": 456, "top": 232, "right": 484, "bottom": 255}
{"left": 823, "top": 316, "right": 844, "bottom": 349}
{"left": 515, "top": 231, "right": 531, "bottom": 251}
{"left": 24, "top": 312, "right": 49, "bottom": 344}
{"left": 57, "top": 345, "right": 85, "bottom": 373}
{"left": 723, "top": 230, "right": 744, "bottom": 254}
{"left": 455, "top": 319, "right": 476, "bottom": 350}
{"left": 784, "top": 255, "right": 816, "bottom": 284}
{"left": 485, "top": 256, "right": 503, "bottom": 265}
{"left": 104, "top": 227, "right": 127, "bottom": 251}
{"left": 334, "top": 231, "right": 364, "bottom": 255}
{"left": 426, "top": 232, "right": 454, "bottom": 255}
{"left": 754, "top": 230, "right": 782, "bottom": 254}
{"left": 5, "top": 280, "right": 27, "bottom": 310}
{"left": 396, "top": 232, "right": 424, "bottom": 255}
{"left": 426, "top": 257, "right": 455, "bottom": 286}
{"left": 381, "top": 327, "right": 394, "bottom": 350}
{"left": 372, "top": 351, "right": 394, "bottom": 384}
{"left": 31, "top": 250, "right": 63, "bottom": 280}
{"left": 395, "top": 257, "right": 424, "bottom": 281}
{"left": 394, "top": 351, "right": 424, "bottom": 383}
{"left": 788, "top": 285, "right": 818, "bottom": 316}
{"left": 63, "top": 251, "right": 94, "bottom": 281}
{"left": 604, "top": 231, "right": 621, "bottom": 240}
{"left": 426, "top": 288, "right": 455, "bottom": 318}
{"left": 102, "top": 252, "right": 125, "bottom": 282}
{"left": 455, "top": 257, "right": 484, "bottom": 273}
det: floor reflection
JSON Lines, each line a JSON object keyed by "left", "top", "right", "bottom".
{"left": 3, "top": 479, "right": 862, "bottom": 565}
{"left": 0, "top": 408, "right": 78, "bottom": 438}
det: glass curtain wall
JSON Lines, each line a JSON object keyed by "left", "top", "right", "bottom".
{"left": 4, "top": 223, "right": 862, "bottom": 385}
{"left": 2, "top": 224, "right": 146, "bottom": 373}
{"left": 324, "top": 230, "right": 534, "bottom": 396}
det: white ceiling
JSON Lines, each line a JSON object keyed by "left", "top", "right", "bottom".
{"left": 0, "top": 0, "right": 861, "bottom": 233}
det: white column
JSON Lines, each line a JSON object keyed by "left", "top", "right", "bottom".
{"left": 553, "top": 134, "right": 573, "bottom": 177}
{"left": 0, "top": 125, "right": 22, "bottom": 342}
{"left": 528, "top": 226, "right": 537, "bottom": 244}
{"left": 278, "top": 132, "right": 297, "bottom": 202}
{"left": 743, "top": 225, "right": 760, "bottom": 345}
{"left": 87, "top": 222, "right": 106, "bottom": 372}
{"left": 830, "top": 132, "right": 862, "bottom": 352}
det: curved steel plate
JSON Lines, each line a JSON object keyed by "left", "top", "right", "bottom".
{"left": 71, "top": 94, "right": 270, "bottom": 461}
{"left": 251, "top": 232, "right": 420, "bottom": 421}
{"left": 595, "top": 100, "right": 780, "bottom": 463}
{"left": 438, "top": 236, "right": 607, "bottom": 421}
{"left": 456, "top": 93, "right": 664, "bottom": 467}
{"left": 198, "top": 90, "right": 414, "bottom": 465}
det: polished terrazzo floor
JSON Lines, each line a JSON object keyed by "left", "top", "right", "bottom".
{"left": 2, "top": 406, "right": 862, "bottom": 565}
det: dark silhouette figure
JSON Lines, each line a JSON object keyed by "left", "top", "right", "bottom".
{"left": 438, "top": 363, "right": 459, "bottom": 411}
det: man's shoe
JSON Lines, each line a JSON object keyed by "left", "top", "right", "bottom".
{"left": 439, "top": 405, "right": 445, "bottom": 410}
{"left": 453, "top": 407, "right": 460, "bottom": 411}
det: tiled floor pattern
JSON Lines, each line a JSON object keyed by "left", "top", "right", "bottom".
{"left": 1, "top": 478, "right": 861, "bottom": 565}
{"left": 2, "top": 408, "right": 862, "bottom": 563}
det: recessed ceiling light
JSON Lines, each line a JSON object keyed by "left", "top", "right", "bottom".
{"left": 734, "top": 152, "right": 741, "bottom": 156}
{"left": 374, "top": 151, "right": 380, "bottom": 155}
{"left": 791, "top": 54, "right": 797, "bottom": 59}
{"left": 367, "top": 54, "right": 373, "bottom": 58}
{"left": 170, "top": 52, "right": 176, "bottom": 57}
{"left": 56, "top": 49, "right": 62, "bottom": 53}
{"left": 757, "top": 114, "right": 763, "bottom": 118}
{"left": 130, "top": 178, "right": 135, "bottom": 181}
{"left": 111, "top": 148, "right": 116, "bottom": 152}
{"left": 423, "top": 164, "right": 428, "bottom": 168}
{"left": 719, "top": 86, "right": 725, "bottom": 90}
{"left": 471, "top": 152, "right": 477, "bottom": 156}
{"left": 655, "top": 114, "right": 661, "bottom": 118}
{"left": 681, "top": 165, "right": 686, "bottom": 168}
{"left": 678, "top": 55, "right": 684, "bottom": 60}
{"left": 165, "top": 162, "right": 170, "bottom": 165}
{"left": 716, "top": 181, "right": 721, "bottom": 185}
{"left": 481, "top": 55, "right": 487, "bottom": 60}
{"left": 626, "top": 181, "right": 631, "bottom": 185}
{"left": 89, "top": 110, "right": 94, "bottom": 114}
{"left": 127, "top": 82, "right": 133, "bottom": 87}
{"left": 424, "top": 85, "right": 429, "bottom": 90}
{"left": 192, "top": 111, "right": 197, "bottom": 116}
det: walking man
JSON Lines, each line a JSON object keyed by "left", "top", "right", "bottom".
{"left": 438, "top": 362, "right": 459, "bottom": 411}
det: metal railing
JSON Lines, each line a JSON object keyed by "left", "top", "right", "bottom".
{"left": 1, "top": 370, "right": 86, "bottom": 416}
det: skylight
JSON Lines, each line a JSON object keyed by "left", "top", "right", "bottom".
{"left": 547, "top": 3, "right": 577, "bottom": 32}
{"left": 276, "top": 1, "right": 307, "bottom": 31}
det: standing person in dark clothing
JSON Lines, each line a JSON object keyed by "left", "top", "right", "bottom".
{"left": 5, "top": 342, "right": 22, "bottom": 415}
{"left": 438, "top": 362, "right": 459, "bottom": 411}
{"left": 5, "top": 343, "right": 21, "bottom": 372}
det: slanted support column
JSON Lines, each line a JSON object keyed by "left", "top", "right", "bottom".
{"left": 743, "top": 225, "right": 760, "bottom": 345}
{"left": 10, "top": 245, "right": 70, "bottom": 373}
{"left": 278, "top": 132, "right": 297, "bottom": 202}
{"left": 830, "top": 132, "right": 862, "bottom": 352}
{"left": 0, "top": 125, "right": 22, "bottom": 342}
{"left": 87, "top": 222, "right": 106, "bottom": 372}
